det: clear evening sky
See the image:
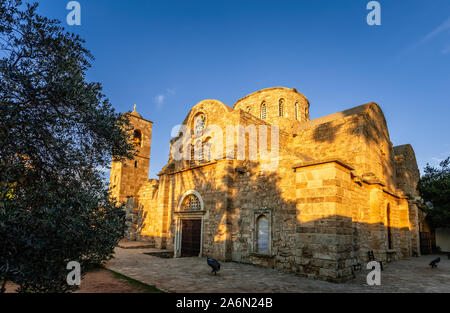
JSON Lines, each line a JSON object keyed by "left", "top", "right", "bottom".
{"left": 36, "top": 0, "right": 450, "bottom": 179}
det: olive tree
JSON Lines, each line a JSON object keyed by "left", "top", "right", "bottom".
{"left": 0, "top": 0, "right": 135, "bottom": 292}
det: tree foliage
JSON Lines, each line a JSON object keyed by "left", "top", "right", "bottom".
{"left": 0, "top": 0, "right": 135, "bottom": 292}
{"left": 418, "top": 157, "right": 450, "bottom": 229}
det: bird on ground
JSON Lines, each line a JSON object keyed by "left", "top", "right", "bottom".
{"left": 207, "top": 257, "right": 220, "bottom": 275}
{"left": 429, "top": 257, "right": 440, "bottom": 268}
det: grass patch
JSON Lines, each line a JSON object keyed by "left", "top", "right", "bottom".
{"left": 104, "top": 268, "right": 164, "bottom": 293}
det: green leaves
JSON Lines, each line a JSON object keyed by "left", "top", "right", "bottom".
{"left": 418, "top": 157, "right": 450, "bottom": 228}
{"left": 0, "top": 0, "right": 133, "bottom": 292}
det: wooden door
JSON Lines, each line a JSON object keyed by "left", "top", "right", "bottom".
{"left": 420, "top": 232, "right": 432, "bottom": 254}
{"left": 181, "top": 219, "right": 201, "bottom": 257}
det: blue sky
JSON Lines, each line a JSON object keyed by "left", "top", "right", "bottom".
{"left": 36, "top": 0, "right": 450, "bottom": 179}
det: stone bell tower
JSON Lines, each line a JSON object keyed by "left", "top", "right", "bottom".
{"left": 110, "top": 105, "right": 153, "bottom": 203}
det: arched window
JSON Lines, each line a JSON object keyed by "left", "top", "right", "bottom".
{"left": 190, "top": 140, "right": 203, "bottom": 167}
{"left": 190, "top": 144, "right": 195, "bottom": 167}
{"left": 247, "top": 106, "right": 251, "bottom": 113}
{"left": 190, "top": 145, "right": 195, "bottom": 168}
{"left": 261, "top": 102, "right": 266, "bottom": 120}
{"left": 181, "top": 194, "right": 201, "bottom": 211}
{"left": 197, "top": 140, "right": 204, "bottom": 163}
{"left": 256, "top": 215, "right": 269, "bottom": 254}
{"left": 295, "top": 102, "right": 298, "bottom": 121}
{"left": 133, "top": 130, "right": 142, "bottom": 147}
{"left": 279, "top": 99, "right": 284, "bottom": 117}
{"left": 203, "top": 137, "right": 212, "bottom": 162}
{"left": 194, "top": 114, "right": 206, "bottom": 136}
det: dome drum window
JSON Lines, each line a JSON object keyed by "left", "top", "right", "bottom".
{"left": 279, "top": 99, "right": 284, "bottom": 117}
{"left": 261, "top": 102, "right": 267, "bottom": 120}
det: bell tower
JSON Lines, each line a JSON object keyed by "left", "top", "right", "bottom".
{"left": 110, "top": 105, "right": 153, "bottom": 203}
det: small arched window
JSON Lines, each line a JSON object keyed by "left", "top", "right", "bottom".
{"left": 133, "top": 130, "right": 142, "bottom": 147}
{"left": 279, "top": 99, "right": 284, "bottom": 117}
{"left": 261, "top": 102, "right": 266, "bottom": 120}
{"left": 247, "top": 106, "right": 251, "bottom": 113}
{"left": 295, "top": 102, "right": 298, "bottom": 121}
{"left": 181, "top": 194, "right": 201, "bottom": 211}
{"left": 256, "top": 215, "right": 269, "bottom": 254}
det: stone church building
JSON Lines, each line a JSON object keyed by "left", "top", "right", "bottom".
{"left": 110, "top": 87, "right": 421, "bottom": 282}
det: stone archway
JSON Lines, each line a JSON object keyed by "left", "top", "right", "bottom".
{"left": 174, "top": 190, "right": 205, "bottom": 258}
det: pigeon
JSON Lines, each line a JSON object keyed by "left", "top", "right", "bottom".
{"left": 429, "top": 257, "right": 440, "bottom": 268}
{"left": 207, "top": 257, "right": 220, "bottom": 275}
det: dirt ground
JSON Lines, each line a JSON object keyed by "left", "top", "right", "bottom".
{"left": 4, "top": 268, "right": 161, "bottom": 293}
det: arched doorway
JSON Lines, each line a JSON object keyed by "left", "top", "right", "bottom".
{"left": 181, "top": 219, "right": 202, "bottom": 257}
{"left": 174, "top": 190, "right": 205, "bottom": 257}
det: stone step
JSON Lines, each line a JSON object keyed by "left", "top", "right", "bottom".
{"left": 118, "top": 240, "right": 154, "bottom": 249}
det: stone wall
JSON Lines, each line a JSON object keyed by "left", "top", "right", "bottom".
{"left": 394, "top": 144, "right": 421, "bottom": 256}
{"left": 135, "top": 179, "right": 159, "bottom": 243}
{"left": 394, "top": 144, "right": 420, "bottom": 198}
{"left": 290, "top": 102, "right": 399, "bottom": 191}
{"left": 110, "top": 111, "right": 153, "bottom": 203}
{"left": 294, "top": 161, "right": 355, "bottom": 281}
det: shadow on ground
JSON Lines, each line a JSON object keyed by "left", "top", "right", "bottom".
{"left": 107, "top": 248, "right": 450, "bottom": 293}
